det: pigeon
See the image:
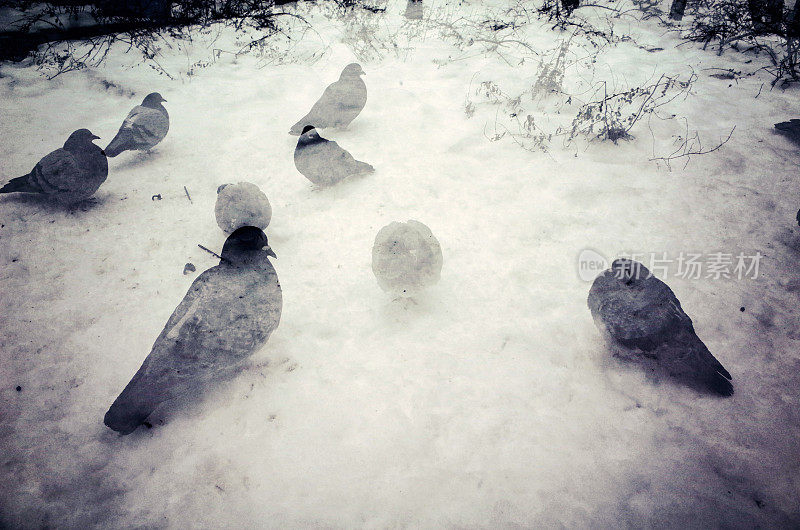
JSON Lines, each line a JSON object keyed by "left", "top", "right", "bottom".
{"left": 405, "top": 0, "right": 424, "bottom": 20}
{"left": 372, "top": 220, "right": 443, "bottom": 298}
{"left": 774, "top": 119, "right": 800, "bottom": 147}
{"left": 294, "top": 125, "right": 374, "bottom": 187}
{"left": 215, "top": 182, "right": 272, "bottom": 234}
{"left": 0, "top": 129, "right": 108, "bottom": 204}
{"left": 105, "top": 92, "right": 169, "bottom": 157}
{"left": 104, "top": 226, "right": 282, "bottom": 435}
{"left": 587, "top": 258, "right": 733, "bottom": 396}
{"left": 289, "top": 64, "right": 367, "bottom": 135}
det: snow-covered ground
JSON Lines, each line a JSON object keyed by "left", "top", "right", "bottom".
{"left": 1, "top": 0, "right": 799, "bottom": 527}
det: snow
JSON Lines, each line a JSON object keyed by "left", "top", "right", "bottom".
{"left": 1, "top": 0, "right": 799, "bottom": 527}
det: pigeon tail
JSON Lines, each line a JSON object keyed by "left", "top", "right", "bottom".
{"left": 0, "top": 174, "right": 40, "bottom": 194}
{"left": 774, "top": 118, "right": 800, "bottom": 131}
{"left": 774, "top": 119, "right": 800, "bottom": 146}
{"left": 104, "top": 130, "right": 134, "bottom": 158}
{"left": 289, "top": 119, "right": 311, "bottom": 136}
{"left": 672, "top": 328, "right": 733, "bottom": 396}
{"left": 104, "top": 368, "right": 168, "bottom": 434}
{"left": 356, "top": 161, "right": 375, "bottom": 174}
{"left": 705, "top": 369, "right": 734, "bottom": 396}
{"left": 104, "top": 400, "right": 156, "bottom": 435}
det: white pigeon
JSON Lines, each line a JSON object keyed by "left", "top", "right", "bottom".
{"left": 105, "top": 92, "right": 169, "bottom": 157}
{"left": 588, "top": 258, "right": 733, "bottom": 395}
{"left": 0, "top": 129, "right": 108, "bottom": 204}
{"left": 289, "top": 64, "right": 367, "bottom": 135}
{"left": 215, "top": 182, "right": 272, "bottom": 234}
{"left": 294, "top": 126, "right": 374, "bottom": 187}
{"left": 372, "top": 220, "right": 443, "bottom": 298}
{"left": 104, "top": 226, "right": 282, "bottom": 435}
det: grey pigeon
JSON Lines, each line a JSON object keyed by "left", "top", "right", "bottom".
{"left": 0, "top": 129, "right": 108, "bottom": 204}
{"left": 774, "top": 119, "right": 800, "bottom": 147}
{"left": 372, "top": 220, "right": 443, "bottom": 298}
{"left": 587, "top": 258, "right": 733, "bottom": 396}
{"left": 405, "top": 0, "right": 424, "bottom": 20}
{"left": 104, "top": 226, "right": 282, "bottom": 434}
{"left": 289, "top": 64, "right": 367, "bottom": 135}
{"left": 105, "top": 92, "right": 169, "bottom": 157}
{"left": 215, "top": 182, "right": 272, "bottom": 234}
{"left": 294, "top": 125, "right": 374, "bottom": 187}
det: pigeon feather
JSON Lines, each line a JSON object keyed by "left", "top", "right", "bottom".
{"left": 294, "top": 126, "right": 374, "bottom": 187}
{"left": 104, "top": 227, "right": 282, "bottom": 434}
{"left": 105, "top": 93, "right": 169, "bottom": 157}
{"left": 1, "top": 129, "right": 107, "bottom": 204}
{"left": 588, "top": 259, "right": 732, "bottom": 395}
{"left": 289, "top": 64, "right": 367, "bottom": 135}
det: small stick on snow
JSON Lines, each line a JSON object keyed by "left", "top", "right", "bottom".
{"left": 183, "top": 186, "right": 192, "bottom": 203}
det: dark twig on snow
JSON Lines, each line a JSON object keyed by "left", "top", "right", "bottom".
{"left": 198, "top": 244, "right": 230, "bottom": 263}
{"left": 649, "top": 125, "right": 736, "bottom": 169}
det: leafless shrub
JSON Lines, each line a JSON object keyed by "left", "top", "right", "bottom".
{"left": 1, "top": 0, "right": 316, "bottom": 77}
{"left": 649, "top": 119, "right": 736, "bottom": 169}
{"left": 560, "top": 73, "right": 697, "bottom": 144}
{"left": 531, "top": 37, "right": 572, "bottom": 100}
{"left": 462, "top": 28, "right": 707, "bottom": 162}
{"left": 676, "top": 0, "right": 800, "bottom": 84}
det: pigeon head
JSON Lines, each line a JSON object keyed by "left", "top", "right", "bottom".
{"left": 64, "top": 129, "right": 100, "bottom": 149}
{"left": 610, "top": 258, "right": 650, "bottom": 285}
{"left": 142, "top": 92, "right": 167, "bottom": 107}
{"left": 221, "top": 226, "right": 276, "bottom": 263}
{"left": 298, "top": 125, "right": 323, "bottom": 145}
{"left": 342, "top": 63, "right": 365, "bottom": 77}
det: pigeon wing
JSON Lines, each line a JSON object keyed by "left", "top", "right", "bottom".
{"left": 106, "top": 106, "right": 168, "bottom": 155}
{"left": 589, "top": 272, "right": 684, "bottom": 349}
{"left": 136, "top": 107, "right": 168, "bottom": 143}
{"left": 105, "top": 265, "right": 281, "bottom": 433}
{"left": 31, "top": 149, "right": 81, "bottom": 194}
{"left": 133, "top": 266, "right": 281, "bottom": 387}
{"left": 103, "top": 268, "right": 221, "bottom": 433}
{"left": 327, "top": 141, "right": 362, "bottom": 181}
{"left": 290, "top": 80, "right": 354, "bottom": 133}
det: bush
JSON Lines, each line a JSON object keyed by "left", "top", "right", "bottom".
{"left": 0, "top": 0, "right": 308, "bottom": 75}
{"left": 679, "top": 0, "right": 800, "bottom": 84}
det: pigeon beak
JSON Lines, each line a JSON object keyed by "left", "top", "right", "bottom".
{"left": 161, "top": 98, "right": 167, "bottom": 102}
{"left": 264, "top": 246, "right": 277, "bottom": 259}
{"left": 91, "top": 134, "right": 101, "bottom": 140}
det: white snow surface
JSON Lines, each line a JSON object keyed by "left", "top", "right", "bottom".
{"left": 1, "top": 0, "right": 799, "bottom": 527}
